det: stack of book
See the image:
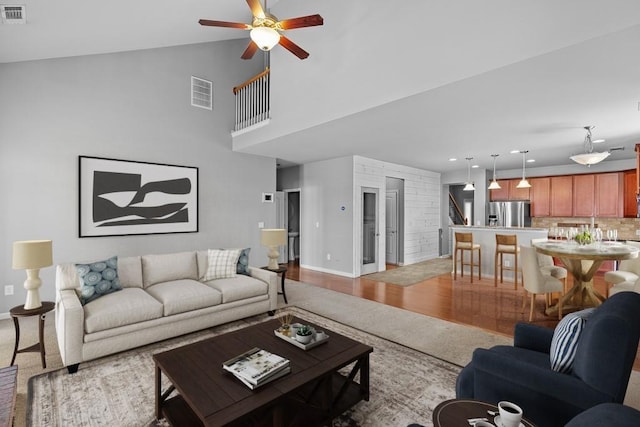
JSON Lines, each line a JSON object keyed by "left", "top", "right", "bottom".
{"left": 223, "top": 347, "right": 290, "bottom": 389}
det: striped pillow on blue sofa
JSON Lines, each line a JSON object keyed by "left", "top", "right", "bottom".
{"left": 550, "top": 308, "right": 595, "bottom": 373}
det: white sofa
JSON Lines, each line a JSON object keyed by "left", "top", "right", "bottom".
{"left": 55, "top": 250, "right": 278, "bottom": 373}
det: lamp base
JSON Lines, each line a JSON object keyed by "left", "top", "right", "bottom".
{"left": 23, "top": 269, "right": 43, "bottom": 310}
{"left": 267, "top": 246, "right": 280, "bottom": 270}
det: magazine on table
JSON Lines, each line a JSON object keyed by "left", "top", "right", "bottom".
{"left": 223, "top": 347, "right": 290, "bottom": 388}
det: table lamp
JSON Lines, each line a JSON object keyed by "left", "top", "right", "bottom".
{"left": 12, "top": 240, "right": 53, "bottom": 310}
{"left": 261, "top": 229, "right": 287, "bottom": 270}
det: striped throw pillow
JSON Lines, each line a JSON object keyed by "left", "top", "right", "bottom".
{"left": 550, "top": 308, "right": 595, "bottom": 373}
{"left": 204, "top": 249, "right": 242, "bottom": 281}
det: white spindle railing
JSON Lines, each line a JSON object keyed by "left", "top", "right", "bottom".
{"left": 233, "top": 68, "right": 270, "bottom": 132}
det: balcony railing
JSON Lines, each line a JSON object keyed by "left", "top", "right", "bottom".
{"left": 233, "top": 68, "right": 270, "bottom": 132}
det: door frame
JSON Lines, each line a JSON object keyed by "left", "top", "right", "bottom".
{"left": 360, "top": 186, "right": 380, "bottom": 275}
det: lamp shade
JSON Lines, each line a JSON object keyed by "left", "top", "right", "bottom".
{"left": 261, "top": 229, "right": 287, "bottom": 246}
{"left": 250, "top": 26, "right": 280, "bottom": 51}
{"left": 12, "top": 240, "right": 53, "bottom": 269}
{"left": 569, "top": 151, "right": 610, "bottom": 166}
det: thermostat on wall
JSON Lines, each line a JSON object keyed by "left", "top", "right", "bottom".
{"left": 262, "top": 192, "right": 274, "bottom": 203}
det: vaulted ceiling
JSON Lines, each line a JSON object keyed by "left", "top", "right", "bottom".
{"left": 2, "top": 0, "right": 640, "bottom": 173}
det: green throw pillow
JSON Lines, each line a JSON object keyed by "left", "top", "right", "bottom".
{"left": 76, "top": 256, "right": 122, "bottom": 305}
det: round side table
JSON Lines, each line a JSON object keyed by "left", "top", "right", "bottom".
{"left": 432, "top": 399, "right": 536, "bottom": 427}
{"left": 10, "top": 301, "right": 55, "bottom": 369}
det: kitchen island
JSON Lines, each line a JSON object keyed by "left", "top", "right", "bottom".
{"left": 450, "top": 225, "right": 548, "bottom": 282}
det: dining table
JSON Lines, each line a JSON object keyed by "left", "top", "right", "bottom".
{"left": 532, "top": 240, "right": 639, "bottom": 316}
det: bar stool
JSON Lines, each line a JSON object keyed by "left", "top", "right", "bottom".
{"left": 454, "top": 232, "right": 481, "bottom": 283}
{"left": 495, "top": 234, "right": 520, "bottom": 289}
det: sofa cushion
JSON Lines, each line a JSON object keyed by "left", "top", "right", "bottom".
{"left": 197, "top": 248, "right": 251, "bottom": 279}
{"left": 204, "top": 249, "right": 242, "bottom": 280}
{"left": 142, "top": 251, "right": 197, "bottom": 288}
{"left": 146, "top": 279, "right": 222, "bottom": 316}
{"left": 550, "top": 308, "right": 594, "bottom": 373}
{"left": 84, "top": 288, "right": 163, "bottom": 334}
{"left": 76, "top": 256, "right": 122, "bottom": 305}
{"left": 117, "top": 256, "right": 143, "bottom": 288}
{"left": 205, "top": 275, "right": 267, "bottom": 304}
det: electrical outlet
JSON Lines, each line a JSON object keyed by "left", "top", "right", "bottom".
{"left": 4, "top": 285, "right": 14, "bottom": 296}
{"left": 326, "top": 253, "right": 331, "bottom": 261}
{"left": 258, "top": 222, "right": 264, "bottom": 229}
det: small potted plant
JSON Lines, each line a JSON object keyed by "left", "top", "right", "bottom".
{"left": 296, "top": 325, "right": 314, "bottom": 344}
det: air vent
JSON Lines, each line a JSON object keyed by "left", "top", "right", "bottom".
{"left": 191, "top": 76, "right": 212, "bottom": 110}
{"left": 1, "top": 5, "right": 26, "bottom": 24}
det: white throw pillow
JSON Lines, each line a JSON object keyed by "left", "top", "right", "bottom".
{"left": 549, "top": 308, "right": 594, "bottom": 373}
{"left": 204, "top": 249, "right": 242, "bottom": 281}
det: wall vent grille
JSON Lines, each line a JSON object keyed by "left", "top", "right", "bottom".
{"left": 191, "top": 76, "right": 213, "bottom": 110}
{"left": 1, "top": 5, "right": 26, "bottom": 24}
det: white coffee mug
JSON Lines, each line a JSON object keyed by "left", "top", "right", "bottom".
{"left": 315, "top": 331, "right": 326, "bottom": 341}
{"left": 498, "top": 401, "right": 523, "bottom": 427}
{"left": 474, "top": 421, "right": 493, "bottom": 427}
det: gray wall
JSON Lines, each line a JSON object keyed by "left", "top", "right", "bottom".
{"left": 0, "top": 40, "right": 273, "bottom": 315}
{"left": 300, "top": 157, "right": 354, "bottom": 275}
{"left": 276, "top": 165, "right": 301, "bottom": 190}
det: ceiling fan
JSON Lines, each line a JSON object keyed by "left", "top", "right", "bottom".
{"left": 199, "top": 0, "right": 323, "bottom": 60}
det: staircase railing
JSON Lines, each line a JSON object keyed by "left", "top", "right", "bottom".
{"left": 233, "top": 68, "right": 270, "bottom": 132}
{"left": 449, "top": 193, "right": 467, "bottom": 225}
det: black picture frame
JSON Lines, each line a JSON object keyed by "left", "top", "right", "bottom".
{"left": 79, "top": 156, "right": 199, "bottom": 237}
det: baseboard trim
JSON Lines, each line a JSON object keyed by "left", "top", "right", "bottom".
{"left": 299, "top": 264, "right": 356, "bottom": 278}
{"left": 0, "top": 312, "right": 10, "bottom": 320}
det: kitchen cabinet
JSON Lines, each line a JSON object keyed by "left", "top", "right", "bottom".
{"left": 550, "top": 176, "right": 573, "bottom": 216}
{"left": 573, "top": 174, "right": 595, "bottom": 217}
{"left": 623, "top": 170, "right": 637, "bottom": 217}
{"left": 489, "top": 180, "right": 510, "bottom": 201}
{"left": 530, "top": 177, "right": 550, "bottom": 217}
{"left": 595, "top": 172, "right": 623, "bottom": 217}
{"left": 508, "top": 179, "right": 531, "bottom": 201}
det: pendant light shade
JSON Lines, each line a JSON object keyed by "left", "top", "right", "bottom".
{"left": 463, "top": 157, "right": 475, "bottom": 191}
{"left": 569, "top": 126, "right": 609, "bottom": 166}
{"left": 516, "top": 150, "right": 531, "bottom": 188}
{"left": 487, "top": 154, "right": 501, "bottom": 190}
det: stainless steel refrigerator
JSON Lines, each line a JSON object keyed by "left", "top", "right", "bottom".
{"left": 487, "top": 201, "right": 531, "bottom": 227}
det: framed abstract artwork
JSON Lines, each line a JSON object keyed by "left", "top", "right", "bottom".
{"left": 79, "top": 156, "right": 199, "bottom": 237}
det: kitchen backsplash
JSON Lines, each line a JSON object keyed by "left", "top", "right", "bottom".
{"left": 532, "top": 217, "right": 640, "bottom": 241}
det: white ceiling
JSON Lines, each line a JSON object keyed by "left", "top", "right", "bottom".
{"left": 2, "top": 0, "right": 640, "bottom": 174}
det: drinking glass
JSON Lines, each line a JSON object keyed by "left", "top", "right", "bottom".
{"left": 612, "top": 229, "right": 618, "bottom": 242}
{"left": 594, "top": 228, "right": 602, "bottom": 246}
{"left": 607, "top": 229, "right": 613, "bottom": 241}
{"left": 558, "top": 228, "right": 566, "bottom": 241}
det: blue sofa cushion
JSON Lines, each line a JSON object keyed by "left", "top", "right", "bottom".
{"left": 76, "top": 256, "right": 122, "bottom": 305}
{"left": 550, "top": 308, "right": 594, "bottom": 373}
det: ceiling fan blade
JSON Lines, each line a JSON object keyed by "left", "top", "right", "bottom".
{"left": 199, "top": 19, "right": 251, "bottom": 29}
{"left": 241, "top": 41, "right": 259, "bottom": 60}
{"left": 278, "top": 14, "right": 324, "bottom": 30}
{"left": 279, "top": 35, "right": 309, "bottom": 60}
{"left": 246, "top": 0, "right": 266, "bottom": 18}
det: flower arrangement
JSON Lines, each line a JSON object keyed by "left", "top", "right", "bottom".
{"left": 575, "top": 230, "right": 593, "bottom": 245}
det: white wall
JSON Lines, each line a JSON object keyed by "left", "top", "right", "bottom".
{"left": 0, "top": 40, "right": 273, "bottom": 314}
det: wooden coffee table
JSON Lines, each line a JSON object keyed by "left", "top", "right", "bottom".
{"left": 153, "top": 317, "right": 373, "bottom": 426}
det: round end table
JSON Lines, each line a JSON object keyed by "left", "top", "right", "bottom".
{"left": 10, "top": 301, "right": 55, "bottom": 369}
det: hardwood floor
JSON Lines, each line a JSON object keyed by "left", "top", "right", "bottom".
{"left": 284, "top": 259, "right": 640, "bottom": 369}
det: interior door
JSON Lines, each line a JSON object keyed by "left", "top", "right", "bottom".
{"left": 275, "top": 191, "right": 287, "bottom": 264}
{"left": 361, "top": 187, "right": 379, "bottom": 274}
{"left": 385, "top": 190, "right": 398, "bottom": 265}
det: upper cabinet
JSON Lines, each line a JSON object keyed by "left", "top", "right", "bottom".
{"left": 624, "top": 170, "right": 637, "bottom": 218}
{"left": 595, "top": 173, "right": 623, "bottom": 217}
{"left": 550, "top": 176, "right": 573, "bottom": 217}
{"left": 509, "top": 179, "right": 531, "bottom": 201}
{"left": 489, "top": 181, "right": 510, "bottom": 201}
{"left": 530, "top": 177, "right": 550, "bottom": 217}
{"left": 488, "top": 178, "right": 530, "bottom": 201}
{"left": 573, "top": 174, "right": 595, "bottom": 217}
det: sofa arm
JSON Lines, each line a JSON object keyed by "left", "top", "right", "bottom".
{"left": 513, "top": 322, "right": 553, "bottom": 353}
{"left": 248, "top": 266, "right": 278, "bottom": 310}
{"left": 55, "top": 289, "right": 84, "bottom": 367}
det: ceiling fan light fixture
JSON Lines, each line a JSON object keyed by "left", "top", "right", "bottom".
{"left": 250, "top": 26, "right": 280, "bottom": 51}
{"left": 570, "top": 126, "right": 609, "bottom": 166}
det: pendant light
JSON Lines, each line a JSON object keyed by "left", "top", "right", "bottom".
{"left": 487, "top": 154, "right": 501, "bottom": 190}
{"left": 463, "top": 157, "right": 475, "bottom": 191}
{"left": 569, "top": 125, "right": 610, "bottom": 166}
{"left": 516, "top": 150, "right": 531, "bottom": 189}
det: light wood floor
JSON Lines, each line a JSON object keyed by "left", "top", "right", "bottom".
{"left": 284, "top": 259, "right": 640, "bottom": 369}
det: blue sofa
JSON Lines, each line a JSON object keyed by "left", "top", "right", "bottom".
{"left": 456, "top": 292, "right": 640, "bottom": 427}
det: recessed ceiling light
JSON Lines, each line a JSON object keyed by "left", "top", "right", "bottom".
{"left": 448, "top": 158, "right": 457, "bottom": 161}
{"left": 527, "top": 159, "right": 535, "bottom": 163}
{"left": 472, "top": 165, "right": 479, "bottom": 168}
{"left": 510, "top": 150, "right": 520, "bottom": 154}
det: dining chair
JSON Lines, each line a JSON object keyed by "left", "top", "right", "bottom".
{"left": 603, "top": 241, "right": 640, "bottom": 297}
{"left": 494, "top": 234, "right": 519, "bottom": 289}
{"left": 520, "top": 245, "right": 563, "bottom": 321}
{"left": 530, "top": 238, "right": 568, "bottom": 293}
{"left": 610, "top": 277, "right": 640, "bottom": 296}
{"left": 454, "top": 232, "right": 481, "bottom": 283}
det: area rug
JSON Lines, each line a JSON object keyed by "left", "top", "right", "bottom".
{"left": 363, "top": 257, "right": 452, "bottom": 286}
{"left": 27, "top": 307, "right": 458, "bottom": 426}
